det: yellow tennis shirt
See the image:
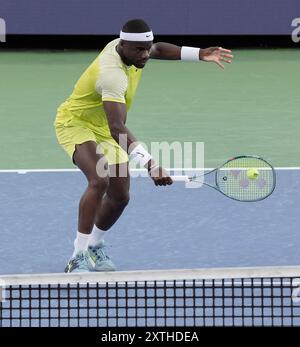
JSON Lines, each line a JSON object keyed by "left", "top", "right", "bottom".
{"left": 54, "top": 39, "right": 143, "bottom": 164}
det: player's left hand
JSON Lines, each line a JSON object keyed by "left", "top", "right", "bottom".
{"left": 200, "top": 47, "right": 233, "bottom": 69}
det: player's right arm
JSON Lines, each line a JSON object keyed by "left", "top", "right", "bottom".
{"left": 103, "top": 101, "right": 172, "bottom": 186}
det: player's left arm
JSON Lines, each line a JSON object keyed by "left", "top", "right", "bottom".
{"left": 150, "top": 42, "right": 233, "bottom": 69}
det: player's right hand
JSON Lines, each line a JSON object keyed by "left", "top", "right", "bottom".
{"left": 148, "top": 166, "right": 173, "bottom": 186}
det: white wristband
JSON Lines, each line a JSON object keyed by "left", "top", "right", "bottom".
{"left": 129, "top": 144, "right": 152, "bottom": 167}
{"left": 181, "top": 46, "right": 200, "bottom": 61}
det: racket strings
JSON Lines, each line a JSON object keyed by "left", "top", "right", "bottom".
{"left": 216, "top": 157, "right": 275, "bottom": 201}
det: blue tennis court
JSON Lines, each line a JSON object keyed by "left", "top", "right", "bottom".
{"left": 1, "top": 169, "right": 299, "bottom": 275}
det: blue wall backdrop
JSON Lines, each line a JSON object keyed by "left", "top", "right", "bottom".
{"left": 1, "top": 0, "right": 299, "bottom": 35}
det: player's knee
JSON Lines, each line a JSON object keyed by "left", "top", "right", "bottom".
{"left": 110, "top": 192, "right": 130, "bottom": 209}
{"left": 88, "top": 177, "right": 109, "bottom": 194}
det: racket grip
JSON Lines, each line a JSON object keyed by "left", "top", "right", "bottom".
{"left": 171, "top": 175, "right": 190, "bottom": 183}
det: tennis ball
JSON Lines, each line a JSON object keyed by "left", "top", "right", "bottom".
{"left": 247, "top": 168, "right": 259, "bottom": 180}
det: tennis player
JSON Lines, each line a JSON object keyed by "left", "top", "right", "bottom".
{"left": 54, "top": 19, "right": 233, "bottom": 273}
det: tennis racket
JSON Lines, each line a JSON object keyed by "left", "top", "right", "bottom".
{"left": 171, "top": 155, "right": 276, "bottom": 202}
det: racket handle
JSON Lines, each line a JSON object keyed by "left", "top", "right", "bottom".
{"left": 171, "top": 175, "right": 190, "bottom": 183}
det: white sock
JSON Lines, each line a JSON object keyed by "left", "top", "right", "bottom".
{"left": 88, "top": 225, "right": 107, "bottom": 247}
{"left": 72, "top": 231, "right": 90, "bottom": 258}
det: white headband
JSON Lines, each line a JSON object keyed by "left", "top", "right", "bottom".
{"left": 120, "top": 30, "right": 154, "bottom": 42}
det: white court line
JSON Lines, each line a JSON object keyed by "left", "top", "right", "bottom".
{"left": 0, "top": 167, "right": 299, "bottom": 174}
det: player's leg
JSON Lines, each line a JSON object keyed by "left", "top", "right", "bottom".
{"left": 65, "top": 140, "right": 109, "bottom": 273}
{"left": 95, "top": 162, "right": 130, "bottom": 231}
{"left": 74, "top": 141, "right": 109, "bottom": 234}
{"left": 88, "top": 162, "right": 130, "bottom": 271}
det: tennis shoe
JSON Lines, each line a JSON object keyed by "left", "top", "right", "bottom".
{"left": 88, "top": 242, "right": 116, "bottom": 272}
{"left": 64, "top": 250, "right": 92, "bottom": 273}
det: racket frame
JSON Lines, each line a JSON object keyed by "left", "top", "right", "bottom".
{"left": 171, "top": 155, "right": 276, "bottom": 202}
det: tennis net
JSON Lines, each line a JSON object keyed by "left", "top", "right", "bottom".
{"left": 1, "top": 266, "right": 300, "bottom": 327}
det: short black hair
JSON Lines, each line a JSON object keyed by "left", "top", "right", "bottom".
{"left": 122, "top": 19, "right": 151, "bottom": 33}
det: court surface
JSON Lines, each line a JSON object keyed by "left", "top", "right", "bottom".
{"left": 0, "top": 49, "right": 299, "bottom": 275}
{"left": 0, "top": 168, "right": 299, "bottom": 274}
{"left": 0, "top": 49, "right": 299, "bottom": 169}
